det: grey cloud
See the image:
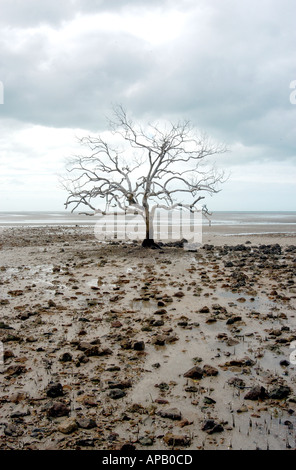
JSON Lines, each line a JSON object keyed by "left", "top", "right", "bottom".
{"left": 0, "top": 0, "right": 295, "bottom": 166}
{"left": 0, "top": 0, "right": 169, "bottom": 27}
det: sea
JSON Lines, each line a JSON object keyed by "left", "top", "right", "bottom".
{"left": 0, "top": 211, "right": 295, "bottom": 237}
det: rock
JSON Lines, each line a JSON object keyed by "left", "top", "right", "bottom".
{"left": 154, "top": 308, "right": 167, "bottom": 315}
{"left": 4, "top": 423, "right": 23, "bottom": 437}
{"left": 280, "top": 360, "right": 290, "bottom": 367}
{"left": 226, "top": 316, "right": 242, "bottom": 325}
{"left": 108, "top": 380, "right": 132, "bottom": 390}
{"left": 139, "top": 437, "right": 154, "bottom": 446}
{"left": 199, "top": 306, "right": 210, "bottom": 313}
{"left": 157, "top": 408, "right": 182, "bottom": 420}
{"left": 59, "top": 352, "right": 73, "bottom": 362}
{"left": 46, "top": 382, "right": 64, "bottom": 398}
{"left": 174, "top": 291, "right": 185, "bottom": 298}
{"left": 47, "top": 402, "right": 70, "bottom": 418}
{"left": 108, "top": 389, "right": 126, "bottom": 400}
{"left": 201, "top": 419, "right": 224, "bottom": 434}
{"left": 152, "top": 335, "right": 166, "bottom": 346}
{"left": 133, "top": 341, "right": 145, "bottom": 351}
{"left": 228, "top": 377, "right": 246, "bottom": 389}
{"left": 163, "top": 432, "right": 191, "bottom": 447}
{"left": 76, "top": 417, "right": 97, "bottom": 429}
{"left": 203, "top": 365, "right": 219, "bottom": 376}
{"left": 244, "top": 385, "right": 267, "bottom": 401}
{"left": 4, "top": 365, "right": 27, "bottom": 377}
{"left": 268, "top": 385, "right": 291, "bottom": 399}
{"left": 203, "top": 396, "right": 216, "bottom": 405}
{"left": 84, "top": 345, "right": 112, "bottom": 357}
{"left": 58, "top": 417, "right": 78, "bottom": 434}
{"left": 183, "top": 366, "right": 203, "bottom": 379}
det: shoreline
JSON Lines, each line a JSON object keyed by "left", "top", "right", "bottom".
{"left": 0, "top": 226, "right": 296, "bottom": 450}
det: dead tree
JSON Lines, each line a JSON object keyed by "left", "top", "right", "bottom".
{"left": 63, "top": 105, "right": 227, "bottom": 247}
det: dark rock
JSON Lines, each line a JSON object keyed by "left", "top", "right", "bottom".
{"left": 133, "top": 341, "right": 145, "bottom": 351}
{"left": 203, "top": 365, "right": 219, "bottom": 376}
{"left": 76, "top": 418, "right": 97, "bottom": 429}
{"left": 152, "top": 335, "right": 166, "bottom": 346}
{"left": 199, "top": 306, "right": 210, "bottom": 313}
{"left": 269, "top": 385, "right": 291, "bottom": 400}
{"left": 139, "top": 437, "right": 154, "bottom": 446}
{"left": 244, "top": 385, "right": 267, "bottom": 401}
{"left": 46, "top": 382, "right": 64, "bottom": 398}
{"left": 183, "top": 366, "right": 203, "bottom": 379}
{"left": 202, "top": 419, "right": 224, "bottom": 434}
{"left": 226, "top": 316, "right": 242, "bottom": 325}
{"left": 108, "top": 380, "right": 132, "bottom": 390}
{"left": 59, "top": 352, "right": 73, "bottom": 362}
{"left": 108, "top": 389, "right": 126, "bottom": 399}
{"left": 47, "top": 402, "right": 70, "bottom": 418}
{"left": 154, "top": 308, "right": 167, "bottom": 315}
{"left": 157, "top": 408, "right": 182, "bottom": 420}
{"left": 280, "top": 360, "right": 290, "bottom": 367}
{"left": 163, "top": 433, "right": 191, "bottom": 446}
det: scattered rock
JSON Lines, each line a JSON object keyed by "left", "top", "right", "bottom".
{"left": 268, "top": 385, "right": 291, "bottom": 400}
{"left": 244, "top": 386, "right": 267, "bottom": 401}
{"left": 157, "top": 408, "right": 182, "bottom": 420}
{"left": 203, "top": 365, "right": 219, "bottom": 376}
{"left": 47, "top": 402, "right": 70, "bottom": 418}
{"left": 46, "top": 383, "right": 64, "bottom": 398}
{"left": 108, "top": 389, "right": 126, "bottom": 400}
{"left": 183, "top": 366, "right": 203, "bottom": 379}
{"left": 58, "top": 417, "right": 78, "bottom": 434}
{"left": 163, "top": 432, "right": 191, "bottom": 447}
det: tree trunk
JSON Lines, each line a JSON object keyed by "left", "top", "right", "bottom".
{"left": 141, "top": 205, "right": 160, "bottom": 248}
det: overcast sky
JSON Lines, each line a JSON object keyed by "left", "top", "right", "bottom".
{"left": 0, "top": 0, "right": 295, "bottom": 212}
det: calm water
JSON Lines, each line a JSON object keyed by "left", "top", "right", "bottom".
{"left": 0, "top": 211, "right": 295, "bottom": 227}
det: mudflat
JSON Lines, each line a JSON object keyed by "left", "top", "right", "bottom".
{"left": 1, "top": 225, "right": 296, "bottom": 450}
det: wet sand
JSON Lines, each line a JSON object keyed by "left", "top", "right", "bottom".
{"left": 1, "top": 225, "right": 296, "bottom": 450}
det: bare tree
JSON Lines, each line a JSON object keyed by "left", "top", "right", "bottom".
{"left": 63, "top": 105, "right": 227, "bottom": 247}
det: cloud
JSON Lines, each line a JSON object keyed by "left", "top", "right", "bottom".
{"left": 0, "top": 0, "right": 295, "bottom": 211}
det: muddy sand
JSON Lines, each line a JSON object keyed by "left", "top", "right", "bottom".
{"left": 1, "top": 225, "right": 296, "bottom": 450}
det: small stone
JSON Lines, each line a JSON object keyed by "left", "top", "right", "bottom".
{"left": 203, "top": 396, "right": 216, "bottom": 405}
{"left": 280, "top": 360, "right": 290, "bottom": 367}
{"left": 202, "top": 419, "right": 224, "bottom": 434}
{"left": 4, "top": 423, "right": 23, "bottom": 437}
{"left": 47, "top": 402, "right": 70, "bottom": 418}
{"left": 244, "top": 385, "right": 267, "bottom": 401}
{"left": 199, "top": 306, "right": 210, "bottom": 313}
{"left": 157, "top": 408, "right": 182, "bottom": 420}
{"left": 108, "top": 389, "right": 126, "bottom": 400}
{"left": 152, "top": 335, "right": 166, "bottom": 346}
{"left": 139, "top": 437, "right": 154, "bottom": 446}
{"left": 133, "top": 341, "right": 145, "bottom": 351}
{"left": 226, "top": 316, "right": 242, "bottom": 325}
{"left": 76, "top": 418, "right": 97, "bottom": 429}
{"left": 268, "top": 385, "right": 291, "bottom": 400}
{"left": 163, "top": 432, "right": 191, "bottom": 447}
{"left": 183, "top": 366, "right": 203, "bottom": 379}
{"left": 203, "top": 365, "right": 219, "bottom": 377}
{"left": 46, "top": 383, "right": 64, "bottom": 398}
{"left": 59, "top": 352, "right": 73, "bottom": 362}
{"left": 154, "top": 308, "right": 167, "bottom": 315}
{"left": 58, "top": 417, "right": 78, "bottom": 434}
{"left": 174, "top": 291, "right": 185, "bottom": 298}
